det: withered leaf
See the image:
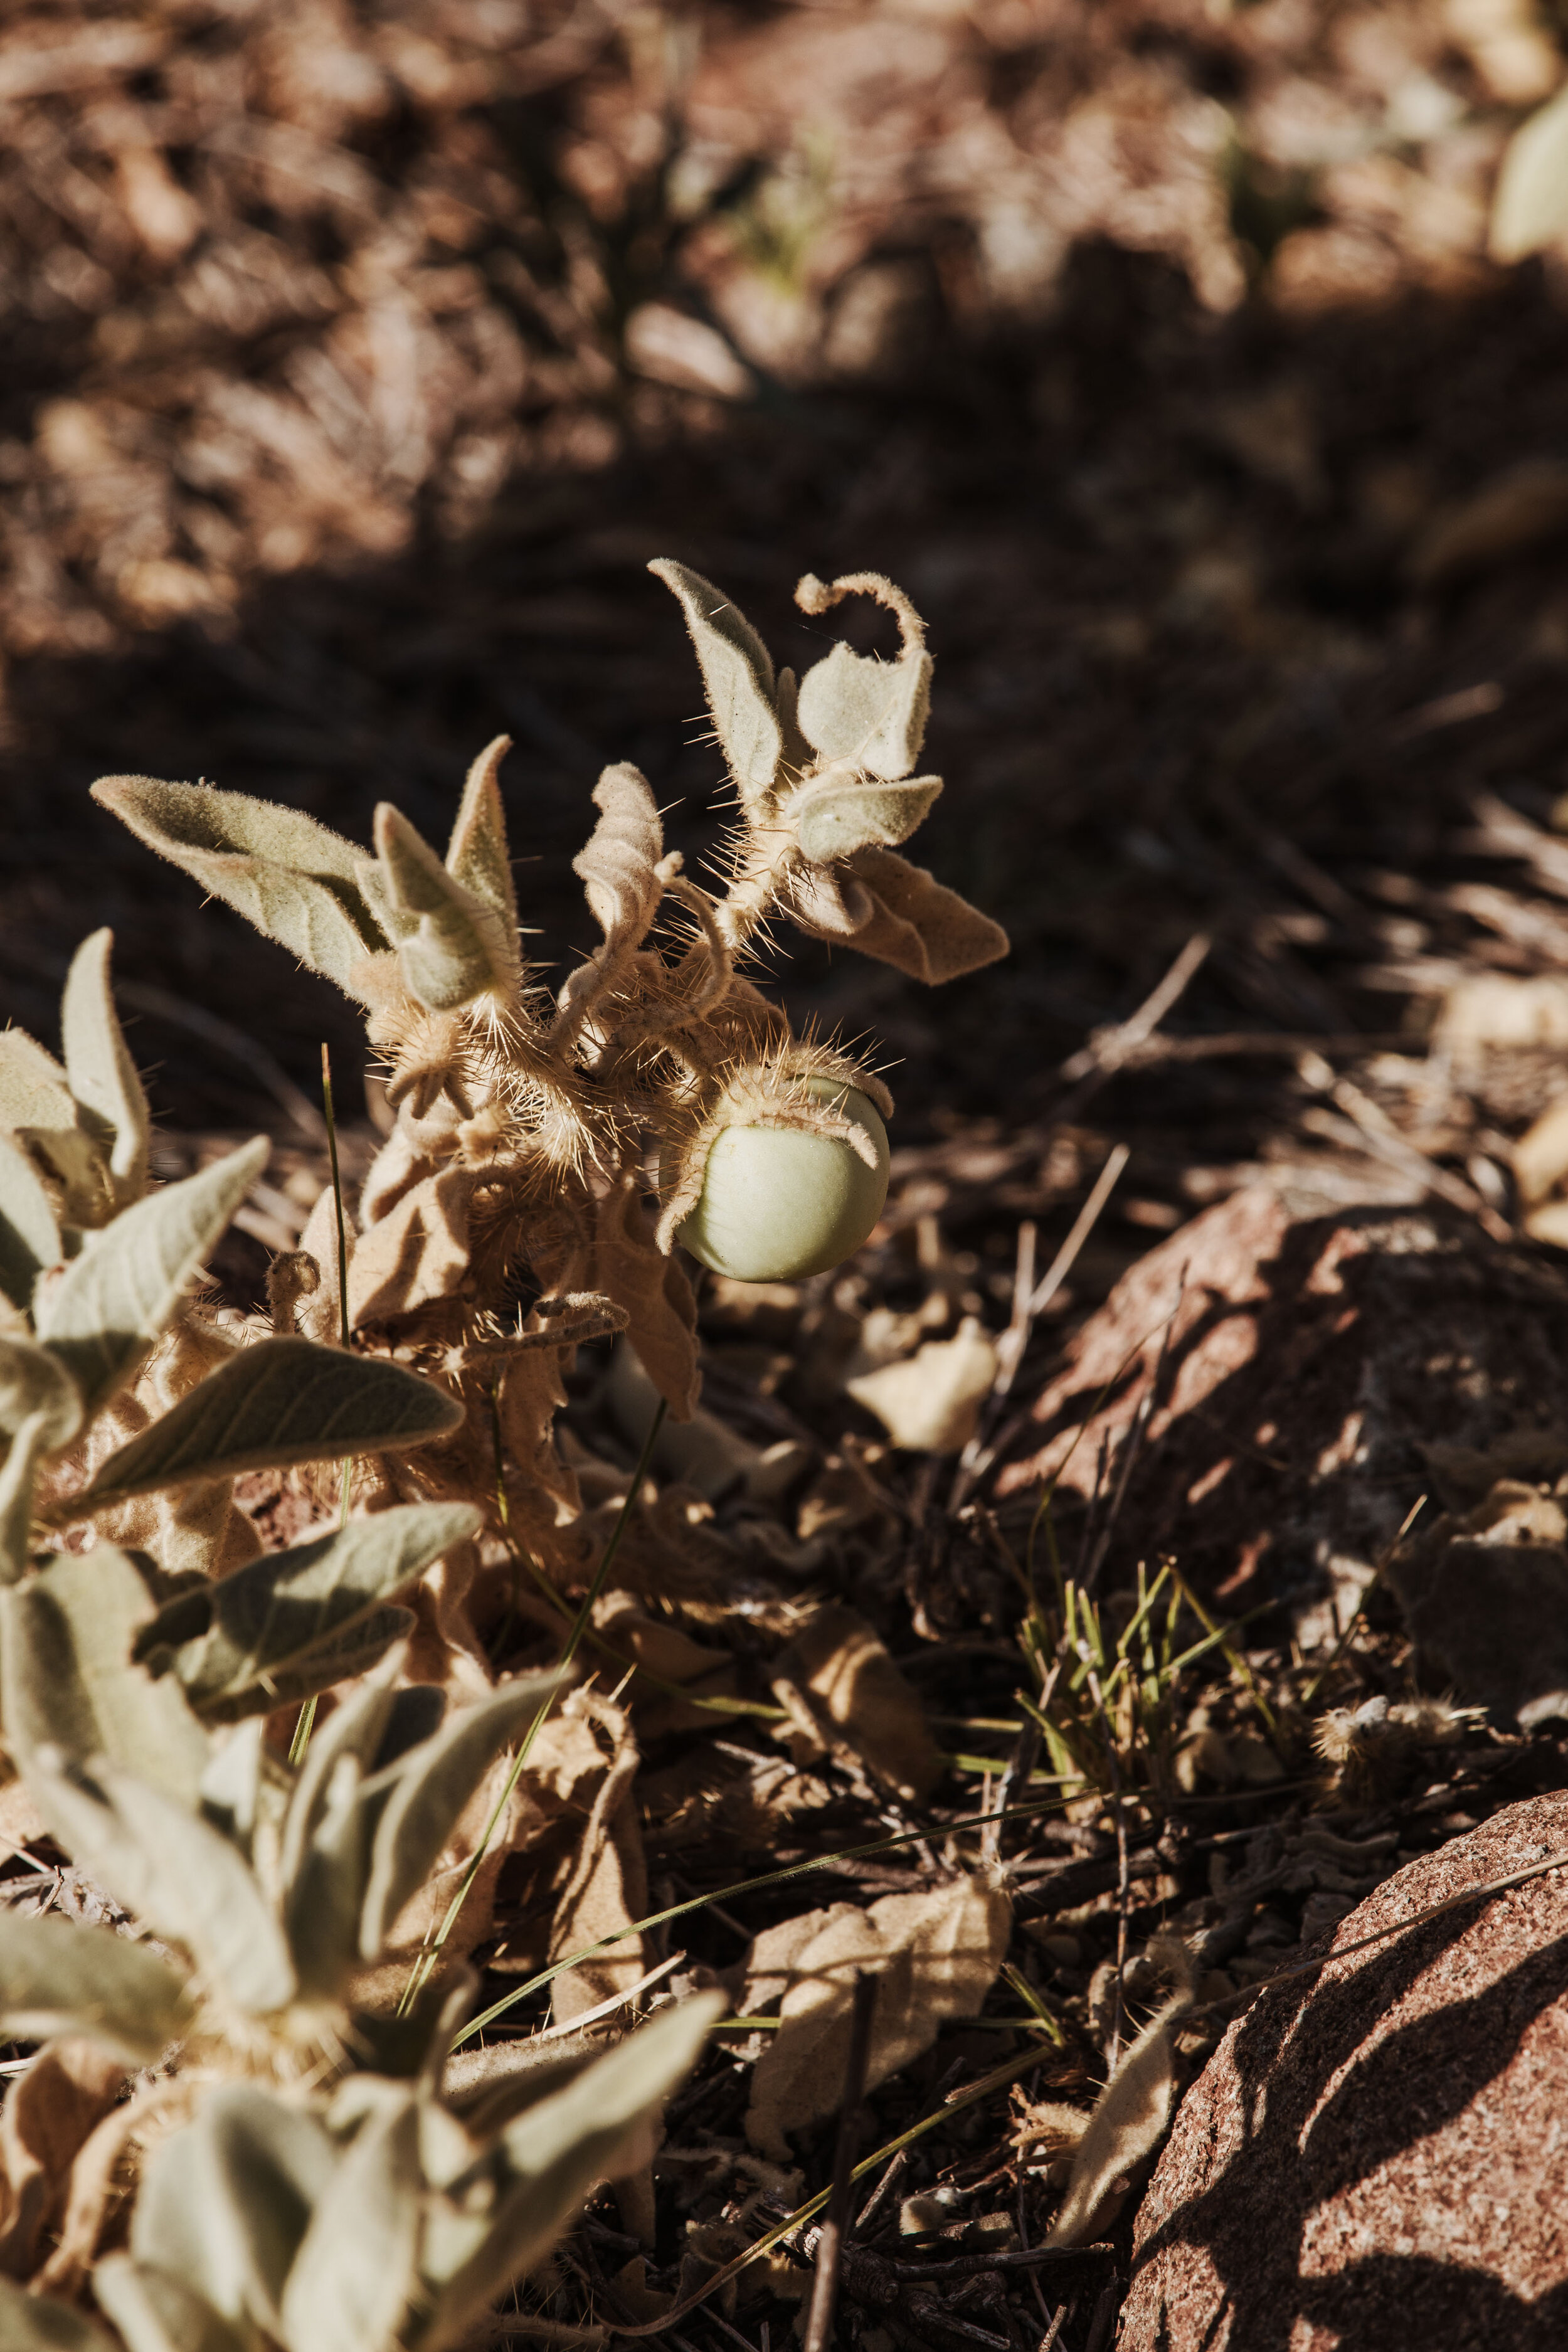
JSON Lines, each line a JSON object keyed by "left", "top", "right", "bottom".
{"left": 347, "top": 1167, "right": 477, "bottom": 1327}
{"left": 844, "top": 847, "right": 1010, "bottom": 985}
{"left": 743, "top": 1873, "right": 1011, "bottom": 2159}
{"left": 845, "top": 1318, "right": 999, "bottom": 1453}
{"left": 1044, "top": 1978, "right": 1194, "bottom": 2247}
{"left": 771, "top": 1604, "right": 938, "bottom": 1801}
{"left": 571, "top": 764, "right": 667, "bottom": 953}
{"left": 594, "top": 1183, "right": 699, "bottom": 1421}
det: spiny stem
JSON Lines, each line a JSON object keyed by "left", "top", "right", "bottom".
{"left": 398, "top": 1391, "right": 669, "bottom": 2016}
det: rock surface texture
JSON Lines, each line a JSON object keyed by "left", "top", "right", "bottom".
{"left": 1120, "top": 1794, "right": 1568, "bottom": 2351}
{"left": 999, "top": 1188, "right": 1568, "bottom": 1645}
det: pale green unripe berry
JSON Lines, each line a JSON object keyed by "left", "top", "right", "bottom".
{"left": 676, "top": 1080, "right": 889, "bottom": 1282}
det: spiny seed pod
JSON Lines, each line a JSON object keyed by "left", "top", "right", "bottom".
{"left": 657, "top": 1050, "right": 891, "bottom": 1283}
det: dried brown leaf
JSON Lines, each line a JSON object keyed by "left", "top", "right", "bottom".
{"left": 742, "top": 1872, "right": 1012, "bottom": 2159}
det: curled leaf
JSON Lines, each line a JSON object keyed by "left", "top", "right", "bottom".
{"left": 67, "top": 1337, "right": 464, "bottom": 1514}
{"left": 90, "top": 778, "right": 389, "bottom": 1000}
{"left": 61, "top": 930, "right": 150, "bottom": 1209}
{"left": 0, "top": 1031, "right": 108, "bottom": 1224}
{"left": 0, "top": 1910, "right": 193, "bottom": 2065}
{"left": 794, "top": 571, "right": 931, "bottom": 780}
{"left": 373, "top": 802, "right": 518, "bottom": 1012}
{"left": 572, "top": 764, "right": 667, "bottom": 953}
{"left": 34, "top": 1137, "right": 269, "bottom": 1415}
{"left": 649, "top": 559, "right": 782, "bottom": 811}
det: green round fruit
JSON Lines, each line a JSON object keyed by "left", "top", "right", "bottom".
{"left": 677, "top": 1080, "right": 889, "bottom": 1282}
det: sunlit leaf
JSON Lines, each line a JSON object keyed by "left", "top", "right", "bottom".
{"left": 61, "top": 930, "right": 151, "bottom": 1209}
{"left": 69, "top": 1336, "right": 463, "bottom": 1513}
{"left": 0, "top": 1907, "right": 193, "bottom": 2065}
{"left": 91, "top": 777, "right": 389, "bottom": 999}
{"left": 358, "top": 1676, "right": 559, "bottom": 1959}
{"left": 840, "top": 847, "right": 1010, "bottom": 983}
{"left": 279, "top": 2091, "right": 421, "bottom": 2352}
{"left": 445, "top": 734, "right": 520, "bottom": 933}
{"left": 34, "top": 1137, "right": 269, "bottom": 1413}
{"left": 374, "top": 802, "right": 518, "bottom": 1011}
{"left": 26, "top": 1752, "right": 298, "bottom": 2015}
{"left": 649, "top": 559, "right": 782, "bottom": 811}
{"left": 1, "top": 1547, "right": 209, "bottom": 1804}
{"left": 794, "top": 774, "right": 943, "bottom": 864}
{"left": 420, "top": 1995, "right": 721, "bottom": 2349}
{"left": 130, "top": 2085, "right": 334, "bottom": 2331}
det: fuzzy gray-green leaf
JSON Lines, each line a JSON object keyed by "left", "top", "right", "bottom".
{"left": 420, "top": 1995, "right": 721, "bottom": 2348}
{"left": 649, "top": 559, "right": 782, "bottom": 810}
{"left": 131, "top": 2086, "right": 334, "bottom": 2331}
{"left": 375, "top": 803, "right": 517, "bottom": 1012}
{"left": 0, "top": 2272, "right": 117, "bottom": 2352}
{"left": 794, "top": 774, "right": 943, "bottom": 864}
{"left": 34, "top": 1136, "right": 268, "bottom": 1414}
{"left": 0, "top": 1334, "right": 82, "bottom": 1450}
{"left": 91, "top": 778, "right": 390, "bottom": 1000}
{"left": 0, "top": 1410, "right": 51, "bottom": 1585}
{"left": 61, "top": 930, "right": 151, "bottom": 1209}
{"left": 26, "top": 1753, "right": 298, "bottom": 2015}
{"left": 93, "top": 2258, "right": 250, "bottom": 2352}
{"left": 445, "top": 735, "right": 521, "bottom": 932}
{"left": 0, "top": 1133, "right": 62, "bottom": 1309}
{"left": 358, "top": 1676, "right": 558, "bottom": 1960}
{"left": 795, "top": 640, "right": 932, "bottom": 781}
{"left": 0, "top": 1907, "right": 193, "bottom": 2063}
{"left": 280, "top": 2092, "right": 421, "bottom": 2352}
{"left": 70, "top": 1335, "right": 463, "bottom": 1513}
{"left": 137, "top": 1502, "right": 479, "bottom": 1708}
{"left": 1, "top": 1548, "right": 209, "bottom": 1803}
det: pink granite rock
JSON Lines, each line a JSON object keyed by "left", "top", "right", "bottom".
{"left": 1120, "top": 1794, "right": 1568, "bottom": 2351}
